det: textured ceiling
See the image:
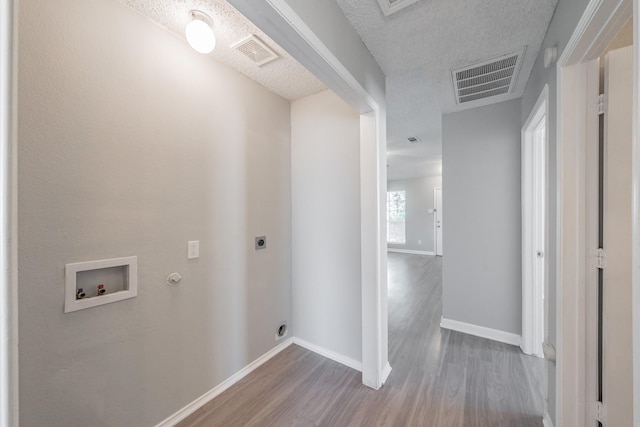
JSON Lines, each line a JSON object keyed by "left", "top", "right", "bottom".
{"left": 119, "top": 0, "right": 558, "bottom": 180}
{"left": 336, "top": 0, "right": 558, "bottom": 180}
{"left": 119, "top": 0, "right": 327, "bottom": 101}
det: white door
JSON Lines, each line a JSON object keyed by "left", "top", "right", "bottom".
{"left": 434, "top": 187, "right": 443, "bottom": 256}
{"left": 521, "top": 89, "right": 547, "bottom": 358}
{"left": 600, "top": 45, "right": 633, "bottom": 427}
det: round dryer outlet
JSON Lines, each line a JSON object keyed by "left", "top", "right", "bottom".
{"left": 275, "top": 322, "right": 288, "bottom": 340}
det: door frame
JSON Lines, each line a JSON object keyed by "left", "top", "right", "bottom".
{"left": 433, "top": 186, "right": 442, "bottom": 256}
{"left": 0, "top": 0, "right": 18, "bottom": 425}
{"left": 228, "top": 0, "right": 391, "bottom": 389}
{"left": 521, "top": 85, "right": 549, "bottom": 359}
{"left": 555, "top": 0, "right": 634, "bottom": 424}
{"left": 633, "top": 1, "right": 640, "bottom": 423}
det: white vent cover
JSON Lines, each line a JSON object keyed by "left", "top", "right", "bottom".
{"left": 231, "top": 35, "right": 279, "bottom": 67}
{"left": 376, "top": 0, "right": 420, "bottom": 16}
{"left": 451, "top": 47, "right": 526, "bottom": 105}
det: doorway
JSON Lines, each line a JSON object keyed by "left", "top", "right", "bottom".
{"left": 555, "top": 0, "right": 635, "bottom": 423}
{"left": 521, "top": 86, "right": 548, "bottom": 359}
{"left": 434, "top": 187, "right": 443, "bottom": 256}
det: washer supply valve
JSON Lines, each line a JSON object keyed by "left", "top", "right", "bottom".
{"left": 97, "top": 284, "right": 106, "bottom": 296}
{"left": 76, "top": 288, "right": 86, "bottom": 300}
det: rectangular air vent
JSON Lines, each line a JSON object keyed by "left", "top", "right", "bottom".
{"left": 451, "top": 47, "right": 526, "bottom": 105}
{"left": 376, "top": 0, "right": 420, "bottom": 16}
{"left": 231, "top": 35, "right": 279, "bottom": 67}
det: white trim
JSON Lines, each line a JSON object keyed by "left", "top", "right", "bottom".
{"left": 380, "top": 361, "right": 392, "bottom": 385}
{"left": 556, "top": 56, "right": 591, "bottom": 427}
{"left": 0, "top": 0, "right": 17, "bottom": 426}
{"left": 264, "top": 0, "right": 379, "bottom": 112}
{"left": 558, "top": 0, "right": 604, "bottom": 65}
{"left": 633, "top": 1, "right": 640, "bottom": 425}
{"left": 521, "top": 84, "right": 549, "bottom": 359}
{"left": 584, "top": 59, "right": 601, "bottom": 426}
{"left": 555, "top": 0, "right": 632, "bottom": 425}
{"left": 360, "top": 111, "right": 388, "bottom": 390}
{"left": 154, "top": 338, "right": 294, "bottom": 427}
{"left": 292, "top": 337, "right": 363, "bottom": 372}
{"left": 375, "top": 0, "right": 420, "bottom": 17}
{"left": 387, "top": 248, "right": 435, "bottom": 256}
{"left": 155, "top": 337, "right": 369, "bottom": 426}
{"left": 440, "top": 317, "right": 522, "bottom": 347}
{"left": 559, "top": 0, "right": 632, "bottom": 66}
{"left": 543, "top": 411, "right": 554, "bottom": 427}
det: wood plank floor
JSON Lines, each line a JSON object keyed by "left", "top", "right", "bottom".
{"left": 178, "top": 253, "right": 544, "bottom": 426}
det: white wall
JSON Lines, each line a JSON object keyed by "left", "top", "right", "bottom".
{"left": 18, "top": 0, "right": 292, "bottom": 425}
{"left": 442, "top": 99, "right": 522, "bottom": 335}
{"left": 387, "top": 176, "right": 442, "bottom": 253}
{"left": 291, "top": 90, "right": 362, "bottom": 362}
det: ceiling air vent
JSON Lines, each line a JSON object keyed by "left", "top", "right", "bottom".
{"left": 231, "top": 35, "right": 279, "bottom": 67}
{"left": 451, "top": 47, "right": 526, "bottom": 105}
{"left": 376, "top": 0, "right": 420, "bottom": 16}
{"left": 407, "top": 136, "right": 421, "bottom": 143}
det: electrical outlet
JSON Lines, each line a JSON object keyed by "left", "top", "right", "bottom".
{"left": 255, "top": 236, "right": 267, "bottom": 250}
{"left": 275, "top": 321, "right": 288, "bottom": 340}
{"left": 187, "top": 241, "right": 199, "bottom": 259}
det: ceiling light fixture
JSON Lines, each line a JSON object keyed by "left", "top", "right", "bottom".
{"left": 185, "top": 10, "right": 215, "bottom": 54}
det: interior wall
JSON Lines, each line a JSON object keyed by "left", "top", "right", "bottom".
{"left": 520, "top": 0, "right": 591, "bottom": 421}
{"left": 18, "top": 0, "right": 292, "bottom": 425}
{"left": 283, "top": 0, "right": 386, "bottom": 107}
{"left": 291, "top": 89, "right": 362, "bottom": 362}
{"left": 442, "top": 99, "right": 522, "bottom": 335}
{"left": 387, "top": 176, "right": 442, "bottom": 253}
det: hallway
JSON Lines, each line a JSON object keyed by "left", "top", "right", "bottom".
{"left": 179, "top": 253, "right": 544, "bottom": 426}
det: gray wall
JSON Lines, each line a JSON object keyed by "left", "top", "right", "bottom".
{"left": 18, "top": 0, "right": 292, "bottom": 425}
{"left": 442, "top": 99, "right": 522, "bottom": 335}
{"left": 520, "top": 0, "right": 589, "bottom": 421}
{"left": 291, "top": 90, "right": 362, "bottom": 362}
{"left": 388, "top": 176, "right": 442, "bottom": 253}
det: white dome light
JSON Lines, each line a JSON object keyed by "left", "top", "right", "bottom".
{"left": 185, "top": 11, "right": 215, "bottom": 54}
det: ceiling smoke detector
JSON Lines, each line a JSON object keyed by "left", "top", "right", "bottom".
{"left": 231, "top": 35, "right": 279, "bottom": 67}
{"left": 376, "top": 0, "right": 421, "bottom": 16}
{"left": 451, "top": 47, "right": 526, "bottom": 105}
{"left": 407, "top": 136, "right": 421, "bottom": 143}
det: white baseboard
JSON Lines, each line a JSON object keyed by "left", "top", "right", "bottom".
{"left": 387, "top": 248, "right": 435, "bottom": 256}
{"left": 381, "top": 362, "right": 392, "bottom": 385}
{"left": 155, "top": 338, "right": 294, "bottom": 427}
{"left": 156, "top": 337, "right": 364, "bottom": 426}
{"left": 440, "top": 317, "right": 522, "bottom": 347}
{"left": 292, "top": 337, "right": 363, "bottom": 372}
{"left": 543, "top": 411, "right": 554, "bottom": 427}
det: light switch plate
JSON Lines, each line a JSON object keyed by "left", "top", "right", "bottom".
{"left": 188, "top": 241, "right": 199, "bottom": 259}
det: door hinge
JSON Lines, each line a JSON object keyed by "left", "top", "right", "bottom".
{"left": 596, "top": 401, "right": 606, "bottom": 423}
{"left": 598, "top": 94, "right": 606, "bottom": 115}
{"left": 596, "top": 248, "right": 606, "bottom": 269}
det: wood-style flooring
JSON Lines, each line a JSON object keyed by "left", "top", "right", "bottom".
{"left": 178, "top": 253, "right": 544, "bottom": 426}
